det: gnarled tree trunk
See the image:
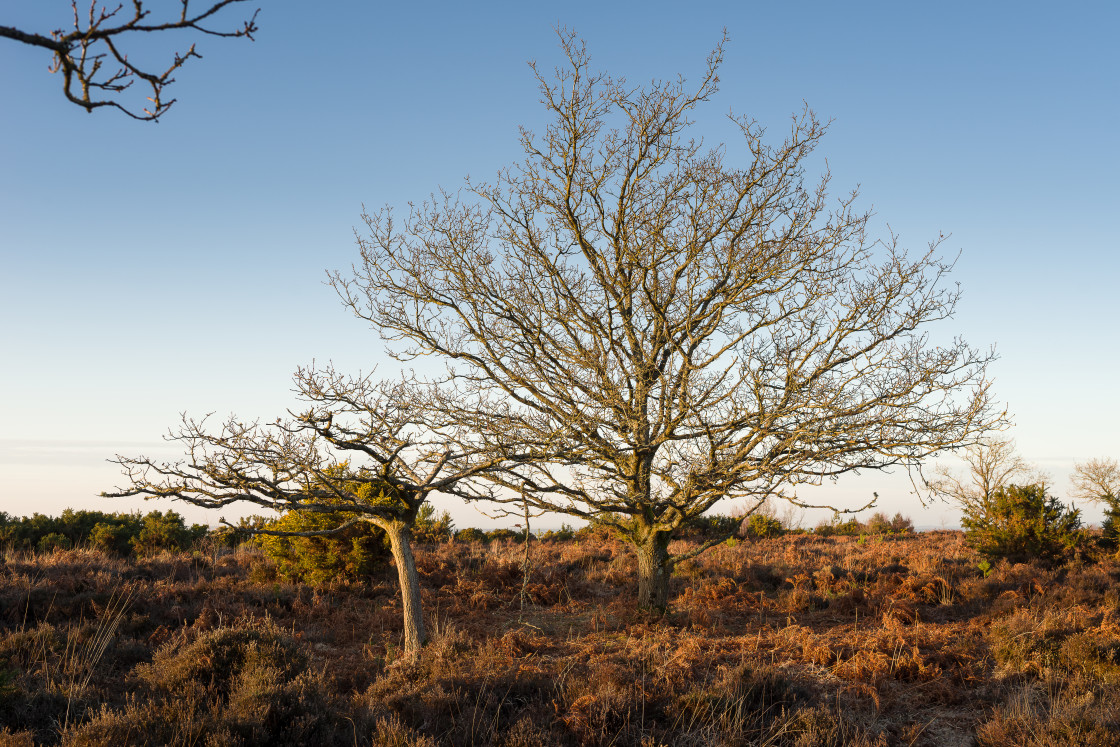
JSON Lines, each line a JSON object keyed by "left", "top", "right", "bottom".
{"left": 635, "top": 529, "right": 672, "bottom": 614}
{"left": 382, "top": 519, "right": 426, "bottom": 653}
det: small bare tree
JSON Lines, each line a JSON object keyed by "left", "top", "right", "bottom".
{"left": 1071, "top": 457, "right": 1120, "bottom": 545}
{"left": 106, "top": 369, "right": 502, "bottom": 653}
{"left": 1071, "top": 458, "right": 1120, "bottom": 506}
{"left": 333, "top": 32, "right": 1005, "bottom": 612}
{"left": 1, "top": 1, "right": 259, "bottom": 120}
{"left": 926, "top": 438, "right": 1035, "bottom": 507}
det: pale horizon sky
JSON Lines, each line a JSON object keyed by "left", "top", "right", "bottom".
{"left": 2, "top": 2, "right": 1117, "bottom": 530}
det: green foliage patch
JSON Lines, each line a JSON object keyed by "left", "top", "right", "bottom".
{"left": 815, "top": 511, "right": 913, "bottom": 537}
{"left": 744, "top": 513, "right": 784, "bottom": 539}
{"left": 254, "top": 501, "right": 455, "bottom": 586}
{"left": 962, "top": 484, "right": 1083, "bottom": 564}
{"left": 1101, "top": 505, "right": 1120, "bottom": 550}
{"left": 0, "top": 509, "right": 206, "bottom": 557}
{"left": 254, "top": 510, "right": 389, "bottom": 586}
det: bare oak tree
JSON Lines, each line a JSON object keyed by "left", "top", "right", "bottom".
{"left": 1, "top": 1, "right": 258, "bottom": 120}
{"left": 334, "top": 33, "right": 1005, "bottom": 612}
{"left": 1071, "top": 458, "right": 1120, "bottom": 507}
{"left": 1071, "top": 457, "right": 1120, "bottom": 545}
{"left": 106, "top": 369, "right": 502, "bottom": 653}
{"left": 926, "top": 438, "right": 1035, "bottom": 507}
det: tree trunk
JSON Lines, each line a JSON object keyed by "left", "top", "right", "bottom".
{"left": 635, "top": 530, "right": 672, "bottom": 614}
{"left": 383, "top": 520, "right": 426, "bottom": 653}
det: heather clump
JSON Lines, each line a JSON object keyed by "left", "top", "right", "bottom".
{"left": 974, "top": 684, "right": 1120, "bottom": 747}
{"left": 135, "top": 621, "right": 308, "bottom": 695}
{"left": 988, "top": 608, "right": 1120, "bottom": 684}
{"left": 64, "top": 620, "right": 349, "bottom": 746}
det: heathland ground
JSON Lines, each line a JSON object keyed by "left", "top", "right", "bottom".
{"left": 1, "top": 525, "right": 1118, "bottom": 745}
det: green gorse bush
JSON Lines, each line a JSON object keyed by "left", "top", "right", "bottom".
{"left": 962, "top": 484, "right": 1083, "bottom": 563}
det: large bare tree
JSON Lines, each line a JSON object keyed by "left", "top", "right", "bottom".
{"left": 1, "top": 1, "right": 258, "bottom": 120}
{"left": 106, "top": 368, "right": 502, "bottom": 653}
{"left": 334, "top": 33, "right": 1004, "bottom": 611}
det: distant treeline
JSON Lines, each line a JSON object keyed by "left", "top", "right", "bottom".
{"left": 0, "top": 509, "right": 208, "bottom": 557}
{"left": 0, "top": 505, "right": 915, "bottom": 557}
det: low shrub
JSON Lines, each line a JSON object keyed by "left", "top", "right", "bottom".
{"left": 573, "top": 514, "right": 625, "bottom": 541}
{"left": 130, "top": 510, "right": 208, "bottom": 557}
{"left": 889, "top": 512, "right": 915, "bottom": 533}
{"left": 683, "top": 514, "right": 741, "bottom": 539}
{"left": 0, "top": 509, "right": 207, "bottom": 558}
{"left": 87, "top": 519, "right": 140, "bottom": 556}
{"left": 1101, "top": 505, "right": 1120, "bottom": 550}
{"left": 66, "top": 622, "right": 350, "bottom": 746}
{"left": 455, "top": 524, "right": 540, "bottom": 544}
{"left": 744, "top": 513, "right": 784, "bottom": 539}
{"left": 136, "top": 622, "right": 308, "bottom": 696}
{"left": 538, "top": 524, "right": 575, "bottom": 542}
{"left": 988, "top": 609, "right": 1070, "bottom": 678}
{"left": 962, "top": 484, "right": 1083, "bottom": 564}
{"left": 485, "top": 528, "right": 522, "bottom": 543}
{"left": 454, "top": 527, "right": 488, "bottom": 544}
{"left": 1, "top": 509, "right": 126, "bottom": 552}
{"left": 814, "top": 511, "right": 914, "bottom": 538}
{"left": 255, "top": 510, "right": 389, "bottom": 586}
{"left": 814, "top": 517, "right": 862, "bottom": 537}
{"left": 975, "top": 684, "right": 1120, "bottom": 747}
{"left": 207, "top": 522, "right": 254, "bottom": 549}
{"left": 864, "top": 511, "right": 914, "bottom": 534}
{"left": 411, "top": 504, "right": 454, "bottom": 544}
{"left": 35, "top": 533, "right": 71, "bottom": 553}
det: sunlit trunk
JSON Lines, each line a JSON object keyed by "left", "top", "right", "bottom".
{"left": 383, "top": 520, "right": 426, "bottom": 653}
{"left": 635, "top": 529, "right": 672, "bottom": 614}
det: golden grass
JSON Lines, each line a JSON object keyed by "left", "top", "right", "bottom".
{"left": 0, "top": 531, "right": 1117, "bottom": 744}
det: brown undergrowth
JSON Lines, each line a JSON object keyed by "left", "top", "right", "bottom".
{"left": 1, "top": 532, "right": 1118, "bottom": 745}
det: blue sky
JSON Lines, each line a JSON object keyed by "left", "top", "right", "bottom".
{"left": 1, "top": 1, "right": 1117, "bottom": 529}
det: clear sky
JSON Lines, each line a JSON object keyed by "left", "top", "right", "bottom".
{"left": 1, "top": 1, "right": 1117, "bottom": 530}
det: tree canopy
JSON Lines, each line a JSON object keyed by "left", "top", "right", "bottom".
{"left": 334, "top": 33, "right": 1005, "bottom": 610}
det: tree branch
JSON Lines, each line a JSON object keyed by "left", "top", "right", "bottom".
{"left": 3, "top": 1, "right": 258, "bottom": 120}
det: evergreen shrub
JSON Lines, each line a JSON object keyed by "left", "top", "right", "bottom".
{"left": 254, "top": 510, "right": 388, "bottom": 586}
{"left": 744, "top": 513, "right": 784, "bottom": 539}
{"left": 130, "top": 510, "right": 209, "bottom": 557}
{"left": 962, "top": 484, "right": 1083, "bottom": 563}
